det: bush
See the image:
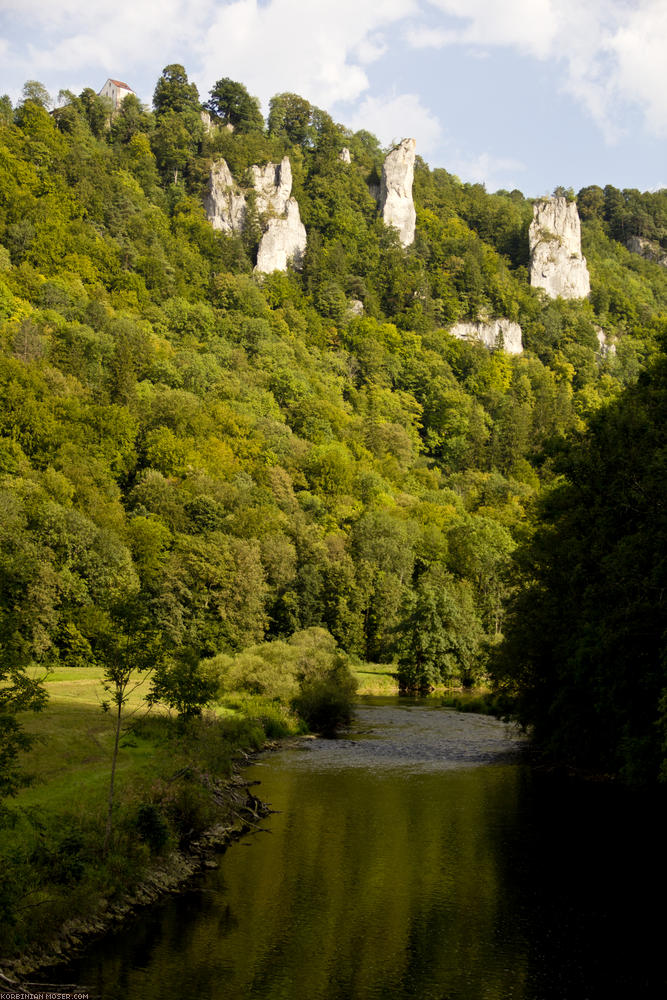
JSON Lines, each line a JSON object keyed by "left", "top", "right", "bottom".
{"left": 208, "top": 628, "right": 358, "bottom": 737}
{"left": 292, "top": 673, "right": 356, "bottom": 736}
{"left": 134, "top": 803, "right": 170, "bottom": 853}
{"left": 289, "top": 628, "right": 357, "bottom": 735}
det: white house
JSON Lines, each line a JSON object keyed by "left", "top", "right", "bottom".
{"left": 98, "top": 78, "right": 135, "bottom": 109}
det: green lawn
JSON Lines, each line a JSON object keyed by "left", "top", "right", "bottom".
{"left": 16, "top": 667, "right": 170, "bottom": 813}
{"left": 352, "top": 662, "right": 399, "bottom": 696}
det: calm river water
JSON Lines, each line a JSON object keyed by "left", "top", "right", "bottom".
{"left": 56, "top": 699, "right": 667, "bottom": 999}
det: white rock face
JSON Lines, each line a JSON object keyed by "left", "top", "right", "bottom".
{"left": 380, "top": 138, "right": 416, "bottom": 247}
{"left": 595, "top": 326, "right": 616, "bottom": 358}
{"left": 255, "top": 199, "right": 307, "bottom": 274}
{"left": 205, "top": 155, "right": 307, "bottom": 273}
{"left": 529, "top": 197, "right": 590, "bottom": 299}
{"left": 448, "top": 319, "right": 523, "bottom": 355}
{"left": 347, "top": 298, "right": 364, "bottom": 317}
{"left": 250, "top": 156, "right": 293, "bottom": 216}
{"left": 627, "top": 235, "right": 667, "bottom": 268}
{"left": 339, "top": 147, "right": 352, "bottom": 164}
{"left": 205, "top": 159, "right": 247, "bottom": 235}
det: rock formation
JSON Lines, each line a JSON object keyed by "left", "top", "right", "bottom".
{"left": 250, "top": 157, "right": 293, "bottom": 216}
{"left": 529, "top": 197, "right": 590, "bottom": 299}
{"left": 380, "top": 138, "right": 416, "bottom": 247}
{"left": 204, "top": 159, "right": 247, "bottom": 235}
{"left": 595, "top": 326, "right": 616, "bottom": 358}
{"left": 339, "top": 148, "right": 352, "bottom": 164}
{"left": 448, "top": 319, "right": 523, "bottom": 355}
{"left": 251, "top": 157, "right": 306, "bottom": 274}
{"left": 627, "top": 235, "right": 667, "bottom": 268}
{"left": 205, "top": 156, "right": 306, "bottom": 273}
{"left": 255, "top": 200, "right": 307, "bottom": 273}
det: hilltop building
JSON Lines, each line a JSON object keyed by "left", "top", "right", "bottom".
{"left": 98, "top": 78, "right": 135, "bottom": 109}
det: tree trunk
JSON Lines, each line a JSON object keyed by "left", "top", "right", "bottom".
{"left": 103, "top": 698, "right": 123, "bottom": 855}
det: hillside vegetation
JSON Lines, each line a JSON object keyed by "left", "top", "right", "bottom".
{"left": 0, "top": 66, "right": 666, "bottom": 957}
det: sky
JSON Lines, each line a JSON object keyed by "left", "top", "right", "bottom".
{"left": 1, "top": 0, "right": 666, "bottom": 196}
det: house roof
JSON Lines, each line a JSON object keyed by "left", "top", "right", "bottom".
{"left": 107, "top": 79, "right": 133, "bottom": 91}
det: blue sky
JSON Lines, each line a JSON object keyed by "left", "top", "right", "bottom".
{"left": 1, "top": 0, "right": 665, "bottom": 196}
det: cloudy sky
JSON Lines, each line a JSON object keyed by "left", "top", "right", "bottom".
{"left": 1, "top": 0, "right": 665, "bottom": 195}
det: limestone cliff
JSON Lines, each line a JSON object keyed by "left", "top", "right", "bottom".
{"left": 251, "top": 157, "right": 306, "bottom": 273}
{"left": 250, "top": 156, "right": 293, "bottom": 217}
{"left": 204, "top": 159, "right": 247, "bottom": 235}
{"left": 627, "top": 235, "right": 667, "bottom": 268}
{"left": 529, "top": 197, "right": 590, "bottom": 299}
{"left": 205, "top": 155, "right": 306, "bottom": 273}
{"left": 380, "top": 138, "right": 416, "bottom": 247}
{"left": 255, "top": 199, "right": 307, "bottom": 273}
{"left": 448, "top": 319, "right": 523, "bottom": 355}
{"left": 595, "top": 326, "right": 616, "bottom": 358}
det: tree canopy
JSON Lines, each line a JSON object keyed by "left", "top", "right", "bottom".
{"left": 0, "top": 70, "right": 665, "bottom": 789}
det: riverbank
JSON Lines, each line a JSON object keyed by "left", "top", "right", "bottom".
{"left": 353, "top": 662, "right": 504, "bottom": 716}
{"left": 1, "top": 770, "right": 274, "bottom": 980}
{"left": 0, "top": 663, "right": 501, "bottom": 979}
{"left": 0, "top": 667, "right": 305, "bottom": 977}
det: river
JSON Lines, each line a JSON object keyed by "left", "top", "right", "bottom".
{"left": 54, "top": 699, "right": 667, "bottom": 999}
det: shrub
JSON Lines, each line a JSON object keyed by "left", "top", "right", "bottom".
{"left": 134, "top": 803, "right": 170, "bottom": 853}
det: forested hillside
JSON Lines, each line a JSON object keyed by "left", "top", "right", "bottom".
{"left": 1, "top": 66, "right": 666, "bottom": 788}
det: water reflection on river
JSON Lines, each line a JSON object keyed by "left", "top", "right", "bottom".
{"left": 56, "top": 700, "right": 667, "bottom": 1000}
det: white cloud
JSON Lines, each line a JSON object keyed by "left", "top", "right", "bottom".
{"left": 447, "top": 151, "right": 526, "bottom": 192}
{"left": 195, "top": 0, "right": 418, "bottom": 111}
{"left": 609, "top": 0, "right": 667, "bottom": 135}
{"left": 343, "top": 92, "right": 443, "bottom": 154}
{"left": 410, "top": 0, "right": 667, "bottom": 140}
{"left": 354, "top": 35, "right": 389, "bottom": 65}
{"left": 420, "top": 0, "right": 558, "bottom": 59}
{"left": 0, "top": 0, "right": 212, "bottom": 100}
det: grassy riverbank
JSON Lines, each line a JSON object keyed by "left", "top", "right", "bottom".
{"left": 351, "top": 662, "right": 503, "bottom": 716}
{"left": 0, "top": 667, "right": 303, "bottom": 972}
{"left": 1, "top": 661, "right": 505, "bottom": 973}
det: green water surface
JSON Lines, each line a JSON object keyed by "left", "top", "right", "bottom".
{"left": 55, "top": 701, "right": 667, "bottom": 1000}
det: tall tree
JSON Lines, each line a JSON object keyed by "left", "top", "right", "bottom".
{"left": 94, "top": 594, "right": 170, "bottom": 853}
{"left": 492, "top": 342, "right": 667, "bottom": 783}
{"left": 206, "top": 77, "right": 264, "bottom": 133}
{"left": 268, "top": 92, "right": 312, "bottom": 145}
{"left": 153, "top": 64, "right": 201, "bottom": 116}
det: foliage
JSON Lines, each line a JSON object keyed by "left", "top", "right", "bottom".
{"left": 153, "top": 64, "right": 201, "bottom": 117}
{"left": 210, "top": 627, "right": 356, "bottom": 734}
{"left": 149, "top": 648, "right": 219, "bottom": 718}
{"left": 492, "top": 340, "right": 667, "bottom": 782}
{"left": 0, "top": 66, "right": 664, "bottom": 796}
{"left": 206, "top": 78, "right": 264, "bottom": 133}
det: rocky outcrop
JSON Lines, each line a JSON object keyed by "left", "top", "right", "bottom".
{"left": 251, "top": 157, "right": 307, "bottom": 274}
{"left": 529, "top": 197, "right": 590, "bottom": 299}
{"left": 339, "top": 147, "right": 352, "bottom": 164}
{"left": 595, "top": 326, "right": 616, "bottom": 358}
{"left": 448, "top": 319, "right": 523, "bottom": 355}
{"left": 255, "top": 199, "right": 307, "bottom": 273}
{"left": 204, "top": 159, "right": 247, "bottom": 235}
{"left": 250, "top": 156, "right": 293, "bottom": 216}
{"left": 205, "top": 156, "right": 307, "bottom": 273}
{"left": 627, "top": 235, "right": 667, "bottom": 268}
{"left": 380, "top": 138, "right": 416, "bottom": 247}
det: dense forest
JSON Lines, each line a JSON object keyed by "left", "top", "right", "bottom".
{"left": 1, "top": 62, "right": 667, "bottom": 821}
